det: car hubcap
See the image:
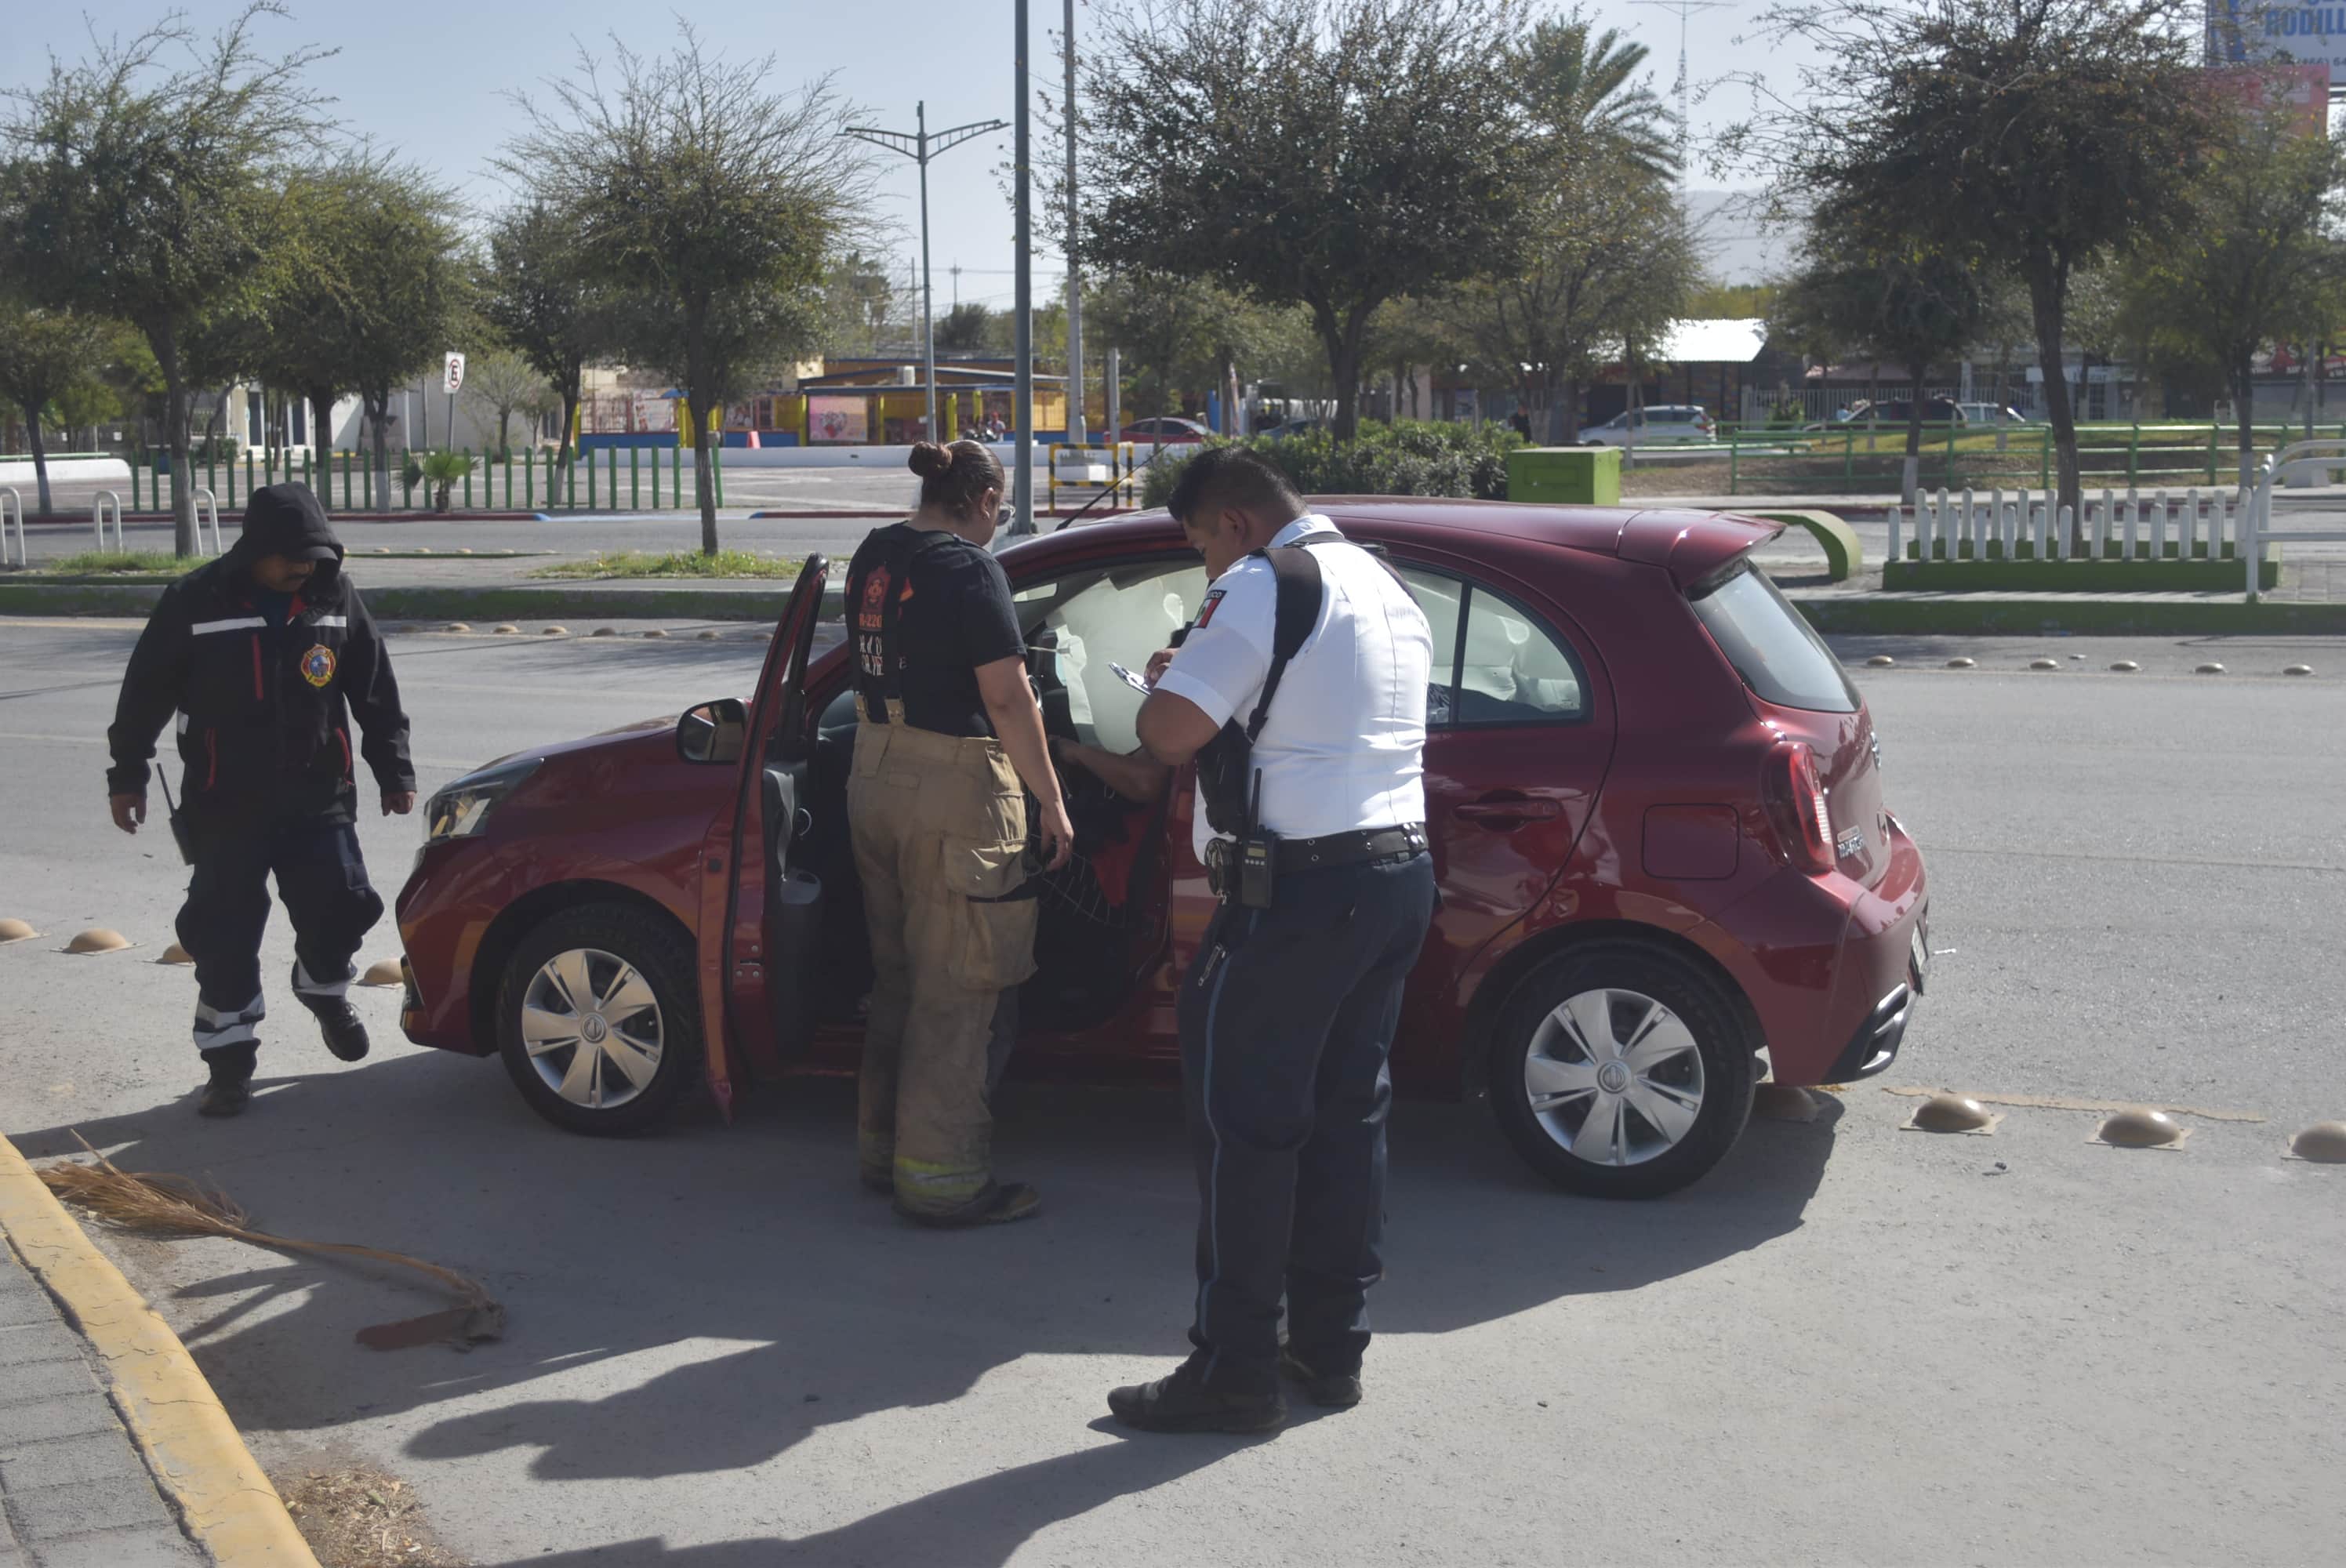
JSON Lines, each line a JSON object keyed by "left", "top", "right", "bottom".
{"left": 1523, "top": 987, "right": 1705, "bottom": 1167}
{"left": 521, "top": 947, "right": 663, "bottom": 1110}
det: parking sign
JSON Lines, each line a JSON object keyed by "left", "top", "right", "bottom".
{"left": 444, "top": 352, "right": 465, "bottom": 394}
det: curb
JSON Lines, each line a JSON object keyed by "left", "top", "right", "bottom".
{"left": 1787, "top": 595, "right": 2346, "bottom": 636}
{"left": 0, "top": 1134, "right": 319, "bottom": 1566}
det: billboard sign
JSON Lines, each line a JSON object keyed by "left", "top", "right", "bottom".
{"left": 2209, "top": 2, "right": 2346, "bottom": 86}
{"left": 2211, "top": 60, "right": 2333, "bottom": 133}
{"left": 808, "top": 395, "right": 870, "bottom": 444}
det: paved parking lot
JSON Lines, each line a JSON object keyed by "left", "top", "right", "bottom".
{"left": 2, "top": 622, "right": 2341, "bottom": 1564}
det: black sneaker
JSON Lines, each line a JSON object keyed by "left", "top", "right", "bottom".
{"left": 198, "top": 1048, "right": 256, "bottom": 1118}
{"left": 1278, "top": 1344, "right": 1364, "bottom": 1410}
{"left": 1108, "top": 1360, "right": 1286, "bottom": 1434}
{"left": 296, "top": 974, "right": 370, "bottom": 1062}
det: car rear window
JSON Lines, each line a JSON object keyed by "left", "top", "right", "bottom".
{"left": 1687, "top": 563, "right": 1858, "bottom": 713}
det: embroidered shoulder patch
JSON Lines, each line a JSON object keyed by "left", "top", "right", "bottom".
{"left": 1195, "top": 588, "right": 1226, "bottom": 628}
{"left": 300, "top": 644, "right": 336, "bottom": 688}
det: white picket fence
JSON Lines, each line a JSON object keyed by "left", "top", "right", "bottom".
{"left": 1887, "top": 485, "right": 2244, "bottom": 564}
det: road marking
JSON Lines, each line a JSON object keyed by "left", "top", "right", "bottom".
{"left": 1923, "top": 844, "right": 2345, "bottom": 875}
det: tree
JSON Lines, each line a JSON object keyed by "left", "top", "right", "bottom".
{"left": 481, "top": 199, "right": 621, "bottom": 470}
{"left": 0, "top": 5, "right": 328, "bottom": 554}
{"left": 1079, "top": 0, "right": 1531, "bottom": 440}
{"left": 459, "top": 346, "right": 551, "bottom": 458}
{"left": 1745, "top": 0, "right": 2216, "bottom": 528}
{"left": 1519, "top": 13, "right": 1678, "bottom": 180}
{"left": 0, "top": 300, "right": 105, "bottom": 514}
{"left": 934, "top": 302, "right": 996, "bottom": 353}
{"left": 2114, "top": 100, "right": 2346, "bottom": 485}
{"left": 503, "top": 31, "right": 876, "bottom": 552}
{"left": 1774, "top": 238, "right": 1990, "bottom": 502}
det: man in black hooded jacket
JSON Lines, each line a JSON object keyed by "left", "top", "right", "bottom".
{"left": 105, "top": 483, "right": 416, "bottom": 1116}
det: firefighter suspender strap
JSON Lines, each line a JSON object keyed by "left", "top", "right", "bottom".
{"left": 849, "top": 526, "right": 960, "bottom": 724}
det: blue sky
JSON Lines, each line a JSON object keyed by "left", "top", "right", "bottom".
{"left": 9, "top": 2, "right": 1788, "bottom": 299}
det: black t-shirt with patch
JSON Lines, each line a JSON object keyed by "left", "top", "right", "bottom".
{"left": 844, "top": 522, "right": 1024, "bottom": 738}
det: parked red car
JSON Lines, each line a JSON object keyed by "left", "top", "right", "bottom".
{"left": 395, "top": 501, "right": 1928, "bottom": 1196}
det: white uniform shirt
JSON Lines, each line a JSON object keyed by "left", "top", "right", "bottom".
{"left": 1155, "top": 515, "right": 1433, "bottom": 862}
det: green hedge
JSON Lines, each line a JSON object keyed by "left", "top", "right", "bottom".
{"left": 1139, "top": 420, "right": 1524, "bottom": 508}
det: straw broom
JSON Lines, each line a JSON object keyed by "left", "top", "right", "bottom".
{"left": 39, "top": 1133, "right": 503, "bottom": 1349}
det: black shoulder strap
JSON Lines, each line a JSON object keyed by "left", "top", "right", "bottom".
{"left": 1241, "top": 543, "right": 1325, "bottom": 743}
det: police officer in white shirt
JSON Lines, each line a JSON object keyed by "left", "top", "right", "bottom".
{"left": 1107, "top": 447, "right": 1437, "bottom": 1433}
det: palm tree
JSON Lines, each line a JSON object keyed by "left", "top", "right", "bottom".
{"left": 1518, "top": 16, "right": 1679, "bottom": 180}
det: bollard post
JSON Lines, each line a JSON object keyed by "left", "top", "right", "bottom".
{"left": 1887, "top": 503, "right": 1901, "bottom": 566}
{"left": 2152, "top": 489, "right": 2167, "bottom": 561}
{"left": 1987, "top": 487, "right": 2003, "bottom": 560}
{"left": 2123, "top": 494, "right": 2138, "bottom": 559}
{"left": 1959, "top": 487, "right": 1975, "bottom": 557}
{"left": 587, "top": 446, "right": 598, "bottom": 510}
{"left": 1934, "top": 488, "right": 1949, "bottom": 558}
{"left": 2054, "top": 504, "right": 2070, "bottom": 561}
{"left": 2184, "top": 486, "right": 2200, "bottom": 559}
{"left": 630, "top": 447, "right": 640, "bottom": 509}
{"left": 1916, "top": 499, "right": 1932, "bottom": 561}
{"left": 2032, "top": 499, "right": 2047, "bottom": 559}
{"left": 2096, "top": 489, "right": 2112, "bottom": 558}
{"left": 652, "top": 444, "right": 662, "bottom": 510}
{"left": 463, "top": 449, "right": 474, "bottom": 510}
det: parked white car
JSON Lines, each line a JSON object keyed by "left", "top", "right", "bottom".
{"left": 1580, "top": 405, "right": 1716, "bottom": 446}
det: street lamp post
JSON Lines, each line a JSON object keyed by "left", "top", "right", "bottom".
{"left": 1015, "top": 0, "right": 1034, "bottom": 532}
{"left": 844, "top": 103, "right": 1008, "bottom": 441}
{"left": 1062, "top": 0, "right": 1085, "bottom": 448}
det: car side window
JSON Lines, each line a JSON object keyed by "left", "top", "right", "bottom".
{"left": 1015, "top": 557, "right": 1208, "bottom": 753}
{"left": 1400, "top": 565, "right": 1586, "bottom": 728}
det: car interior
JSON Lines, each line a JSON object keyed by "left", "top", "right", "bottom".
{"left": 764, "top": 549, "right": 1589, "bottom": 1054}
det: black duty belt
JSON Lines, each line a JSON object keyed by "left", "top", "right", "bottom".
{"left": 1204, "top": 824, "right": 1428, "bottom": 898}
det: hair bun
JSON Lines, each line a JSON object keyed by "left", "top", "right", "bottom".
{"left": 909, "top": 441, "right": 955, "bottom": 478}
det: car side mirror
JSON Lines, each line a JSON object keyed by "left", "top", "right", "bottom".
{"left": 677, "top": 698, "right": 748, "bottom": 765}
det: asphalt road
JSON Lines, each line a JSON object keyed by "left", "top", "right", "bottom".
{"left": 2, "top": 624, "right": 2341, "bottom": 1564}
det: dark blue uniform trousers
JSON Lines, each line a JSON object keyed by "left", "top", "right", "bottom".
{"left": 1178, "top": 849, "right": 1437, "bottom": 1394}
{"left": 178, "top": 815, "right": 384, "bottom": 1058}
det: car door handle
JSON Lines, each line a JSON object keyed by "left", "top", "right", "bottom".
{"left": 1454, "top": 798, "right": 1562, "bottom": 826}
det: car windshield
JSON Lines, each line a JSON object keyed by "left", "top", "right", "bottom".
{"left": 1687, "top": 562, "right": 1858, "bottom": 713}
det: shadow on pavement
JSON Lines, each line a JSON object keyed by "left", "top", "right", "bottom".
{"left": 11, "top": 1051, "right": 1839, "bottom": 1562}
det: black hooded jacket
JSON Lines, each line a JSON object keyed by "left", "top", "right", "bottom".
{"left": 105, "top": 484, "right": 414, "bottom": 824}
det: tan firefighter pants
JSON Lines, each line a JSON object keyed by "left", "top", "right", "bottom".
{"left": 848, "top": 702, "right": 1038, "bottom": 1212}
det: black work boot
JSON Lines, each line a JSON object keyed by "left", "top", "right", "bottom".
{"left": 1108, "top": 1359, "right": 1286, "bottom": 1435}
{"left": 294, "top": 966, "right": 370, "bottom": 1062}
{"left": 893, "top": 1181, "right": 1040, "bottom": 1229}
{"left": 1278, "top": 1343, "right": 1364, "bottom": 1410}
{"left": 197, "top": 1044, "right": 257, "bottom": 1118}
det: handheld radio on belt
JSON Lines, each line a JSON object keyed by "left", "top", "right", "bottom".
{"left": 1194, "top": 543, "right": 1324, "bottom": 909}
{"left": 157, "top": 770, "right": 196, "bottom": 866}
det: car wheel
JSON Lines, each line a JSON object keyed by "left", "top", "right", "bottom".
{"left": 496, "top": 903, "right": 699, "bottom": 1136}
{"left": 1489, "top": 945, "right": 1756, "bottom": 1199}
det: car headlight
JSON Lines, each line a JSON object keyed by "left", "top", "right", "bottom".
{"left": 423, "top": 757, "right": 543, "bottom": 846}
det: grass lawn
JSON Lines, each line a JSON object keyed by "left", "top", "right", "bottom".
{"left": 531, "top": 549, "right": 807, "bottom": 580}
{"left": 28, "top": 550, "right": 188, "bottom": 574}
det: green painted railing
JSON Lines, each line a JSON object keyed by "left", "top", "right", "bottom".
{"left": 1698, "top": 422, "right": 2332, "bottom": 497}
{"left": 122, "top": 443, "right": 727, "bottom": 516}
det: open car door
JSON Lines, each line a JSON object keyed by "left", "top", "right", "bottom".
{"left": 696, "top": 556, "right": 830, "bottom": 1120}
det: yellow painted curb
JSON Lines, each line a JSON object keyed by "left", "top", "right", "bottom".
{"left": 0, "top": 1134, "right": 319, "bottom": 1567}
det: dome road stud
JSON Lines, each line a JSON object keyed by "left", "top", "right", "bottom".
{"left": 0, "top": 917, "right": 38, "bottom": 944}
{"left": 698, "top": 630, "right": 721, "bottom": 641}
{"left": 1752, "top": 1083, "right": 1819, "bottom": 1123}
{"left": 591, "top": 626, "right": 617, "bottom": 637}
{"left": 2110, "top": 660, "right": 2140, "bottom": 672}
{"left": 543, "top": 626, "right": 568, "bottom": 636}
{"left": 359, "top": 959, "right": 404, "bottom": 988}
{"left": 492, "top": 624, "right": 521, "bottom": 635}
{"left": 1865, "top": 655, "right": 1894, "bottom": 667}
{"left": 158, "top": 943, "right": 193, "bottom": 965}
{"left": 2285, "top": 1122, "right": 2346, "bottom": 1163}
{"left": 643, "top": 629, "right": 669, "bottom": 639}
{"left": 64, "top": 928, "right": 132, "bottom": 955}
{"left": 1945, "top": 657, "right": 1975, "bottom": 669}
{"left": 2029, "top": 658, "right": 2059, "bottom": 670}
{"left": 2195, "top": 662, "right": 2224, "bottom": 674}
{"left": 2094, "top": 1109, "right": 2189, "bottom": 1149}
{"left": 445, "top": 622, "right": 472, "bottom": 633}
{"left": 1905, "top": 1093, "right": 2002, "bottom": 1134}
{"left": 2283, "top": 664, "right": 2313, "bottom": 677}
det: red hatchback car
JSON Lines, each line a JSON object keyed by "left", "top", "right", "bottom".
{"left": 395, "top": 501, "right": 1928, "bottom": 1197}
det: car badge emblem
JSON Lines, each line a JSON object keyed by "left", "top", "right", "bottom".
{"left": 300, "top": 644, "right": 336, "bottom": 688}
{"left": 1836, "top": 826, "right": 1865, "bottom": 859}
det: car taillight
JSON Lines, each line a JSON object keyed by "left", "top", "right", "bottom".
{"left": 1763, "top": 741, "right": 1835, "bottom": 873}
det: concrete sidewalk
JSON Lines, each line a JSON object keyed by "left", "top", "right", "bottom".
{"left": 0, "top": 1137, "right": 316, "bottom": 1568}
{"left": 2, "top": 1237, "right": 209, "bottom": 1565}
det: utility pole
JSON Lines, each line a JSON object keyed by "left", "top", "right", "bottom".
{"left": 1062, "top": 0, "right": 1086, "bottom": 447}
{"left": 1014, "top": 0, "right": 1035, "bottom": 532}
{"left": 844, "top": 102, "right": 1008, "bottom": 441}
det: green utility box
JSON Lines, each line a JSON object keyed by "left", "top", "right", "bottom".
{"left": 1506, "top": 445, "right": 1621, "bottom": 506}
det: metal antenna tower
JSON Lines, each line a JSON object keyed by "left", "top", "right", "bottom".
{"left": 1629, "top": 0, "right": 1733, "bottom": 172}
